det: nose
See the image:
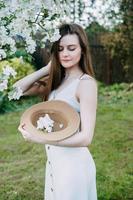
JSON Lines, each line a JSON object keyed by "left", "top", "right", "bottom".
{"left": 62, "top": 48, "right": 69, "bottom": 57}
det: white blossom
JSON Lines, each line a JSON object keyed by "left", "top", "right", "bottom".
{"left": 0, "top": 49, "right": 6, "bottom": 60}
{"left": 26, "top": 43, "right": 36, "bottom": 54}
{"left": 50, "top": 29, "right": 61, "bottom": 42}
{"left": 3, "top": 65, "right": 17, "bottom": 78}
{"left": 0, "top": 65, "right": 22, "bottom": 100}
{"left": 36, "top": 113, "right": 64, "bottom": 133}
{"left": 0, "top": 80, "right": 8, "bottom": 92}
{"left": 59, "top": 123, "right": 63, "bottom": 128}
{"left": 8, "top": 86, "right": 23, "bottom": 101}
{"left": 37, "top": 114, "right": 54, "bottom": 133}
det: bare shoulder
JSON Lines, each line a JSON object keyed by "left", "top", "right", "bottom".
{"left": 76, "top": 74, "right": 97, "bottom": 102}
{"left": 79, "top": 74, "right": 97, "bottom": 90}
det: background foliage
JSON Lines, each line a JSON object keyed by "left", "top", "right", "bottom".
{"left": 0, "top": 57, "right": 35, "bottom": 113}
{"left": 100, "top": 0, "right": 133, "bottom": 82}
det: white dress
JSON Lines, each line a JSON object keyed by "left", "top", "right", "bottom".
{"left": 44, "top": 74, "right": 97, "bottom": 200}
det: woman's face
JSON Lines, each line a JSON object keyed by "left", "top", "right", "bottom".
{"left": 58, "top": 34, "right": 82, "bottom": 69}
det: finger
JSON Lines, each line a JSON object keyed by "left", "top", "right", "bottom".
{"left": 18, "top": 126, "right": 21, "bottom": 132}
{"left": 22, "top": 124, "right": 26, "bottom": 130}
{"left": 18, "top": 125, "right": 23, "bottom": 132}
{"left": 18, "top": 124, "right": 26, "bottom": 131}
{"left": 17, "top": 125, "right": 31, "bottom": 142}
{"left": 20, "top": 130, "right": 28, "bottom": 141}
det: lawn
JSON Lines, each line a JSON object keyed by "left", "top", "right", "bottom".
{"left": 0, "top": 93, "right": 132, "bottom": 200}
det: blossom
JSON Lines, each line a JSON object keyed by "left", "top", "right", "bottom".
{"left": 0, "top": 64, "right": 23, "bottom": 100}
{"left": 3, "top": 65, "right": 17, "bottom": 78}
{"left": 8, "top": 86, "right": 23, "bottom": 101}
{"left": 59, "top": 124, "right": 63, "bottom": 128}
{"left": 50, "top": 29, "right": 61, "bottom": 42}
{"left": 36, "top": 114, "right": 64, "bottom": 133}
{"left": 0, "top": 79, "right": 8, "bottom": 92}
{"left": 0, "top": 65, "right": 17, "bottom": 92}
{"left": 25, "top": 37, "right": 36, "bottom": 54}
{"left": 37, "top": 114, "right": 54, "bottom": 133}
{"left": 0, "top": 49, "right": 6, "bottom": 60}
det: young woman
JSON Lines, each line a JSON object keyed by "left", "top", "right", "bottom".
{"left": 17, "top": 23, "right": 98, "bottom": 200}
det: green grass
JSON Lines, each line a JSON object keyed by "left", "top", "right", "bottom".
{"left": 92, "top": 103, "right": 132, "bottom": 200}
{"left": 0, "top": 98, "right": 132, "bottom": 199}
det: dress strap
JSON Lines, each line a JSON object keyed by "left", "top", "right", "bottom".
{"left": 78, "top": 73, "right": 85, "bottom": 79}
{"left": 79, "top": 73, "right": 94, "bottom": 80}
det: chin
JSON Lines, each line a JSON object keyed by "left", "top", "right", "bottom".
{"left": 61, "top": 62, "right": 75, "bottom": 69}
{"left": 62, "top": 65, "right": 73, "bottom": 69}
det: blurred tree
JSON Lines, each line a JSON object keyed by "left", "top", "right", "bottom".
{"left": 85, "top": 22, "right": 111, "bottom": 83}
{"left": 86, "top": 21, "right": 107, "bottom": 41}
{"left": 101, "top": 0, "right": 133, "bottom": 82}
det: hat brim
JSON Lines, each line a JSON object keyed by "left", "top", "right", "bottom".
{"left": 20, "top": 100, "right": 80, "bottom": 141}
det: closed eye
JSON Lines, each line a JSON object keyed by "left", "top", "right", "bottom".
{"left": 68, "top": 47, "right": 76, "bottom": 51}
{"left": 58, "top": 45, "right": 77, "bottom": 52}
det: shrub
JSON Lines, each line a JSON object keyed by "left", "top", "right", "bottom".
{"left": 0, "top": 57, "right": 35, "bottom": 113}
{"left": 98, "top": 82, "right": 133, "bottom": 104}
{"left": 0, "top": 57, "right": 34, "bottom": 85}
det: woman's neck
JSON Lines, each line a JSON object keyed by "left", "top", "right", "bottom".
{"left": 64, "top": 67, "right": 83, "bottom": 80}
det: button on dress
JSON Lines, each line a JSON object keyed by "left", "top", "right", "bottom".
{"left": 44, "top": 74, "right": 97, "bottom": 200}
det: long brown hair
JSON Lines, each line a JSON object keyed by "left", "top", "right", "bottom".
{"left": 44, "top": 23, "right": 94, "bottom": 100}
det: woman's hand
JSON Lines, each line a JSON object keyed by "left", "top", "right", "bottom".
{"left": 18, "top": 124, "right": 34, "bottom": 142}
{"left": 18, "top": 124, "right": 43, "bottom": 143}
{"left": 13, "top": 61, "right": 51, "bottom": 95}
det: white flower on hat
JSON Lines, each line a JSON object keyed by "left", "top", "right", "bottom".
{"left": 59, "top": 124, "right": 63, "bottom": 128}
{"left": 37, "top": 114, "right": 54, "bottom": 133}
{"left": 36, "top": 114, "right": 64, "bottom": 133}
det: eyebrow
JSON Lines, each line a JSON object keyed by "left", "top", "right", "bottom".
{"left": 59, "top": 44, "right": 77, "bottom": 47}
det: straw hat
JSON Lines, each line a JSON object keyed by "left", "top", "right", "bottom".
{"left": 20, "top": 100, "right": 80, "bottom": 141}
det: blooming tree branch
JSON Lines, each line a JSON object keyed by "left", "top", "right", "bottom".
{"left": 0, "top": 0, "right": 70, "bottom": 60}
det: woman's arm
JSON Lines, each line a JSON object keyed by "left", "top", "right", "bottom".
{"left": 18, "top": 77, "right": 98, "bottom": 147}
{"left": 13, "top": 61, "right": 51, "bottom": 95}
{"left": 44, "top": 77, "right": 97, "bottom": 147}
{"left": 22, "top": 75, "right": 49, "bottom": 97}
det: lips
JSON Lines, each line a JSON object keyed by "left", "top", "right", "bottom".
{"left": 62, "top": 59, "right": 71, "bottom": 62}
